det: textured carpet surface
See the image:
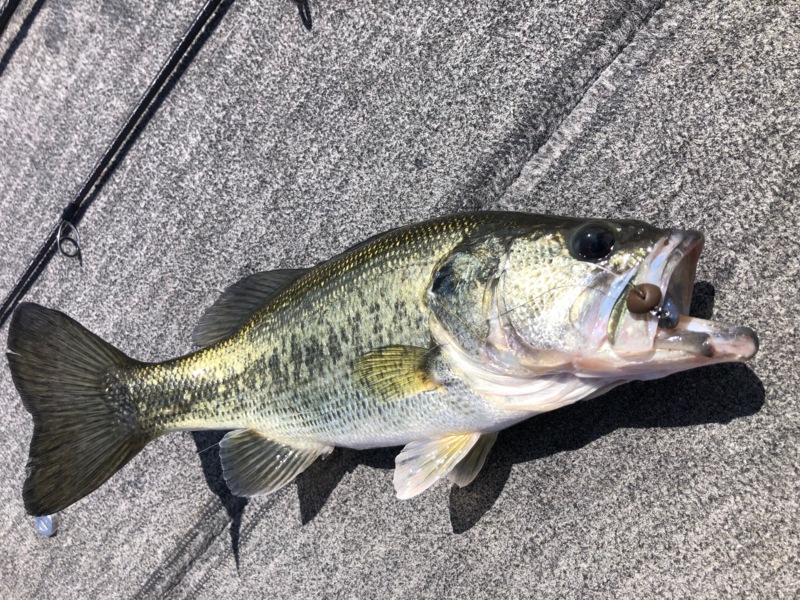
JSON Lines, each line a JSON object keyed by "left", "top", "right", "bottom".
{"left": 0, "top": 1, "right": 797, "bottom": 598}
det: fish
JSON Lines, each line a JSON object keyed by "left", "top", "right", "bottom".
{"left": 6, "top": 212, "right": 759, "bottom": 516}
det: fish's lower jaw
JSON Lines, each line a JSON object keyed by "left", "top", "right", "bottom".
{"left": 653, "top": 317, "right": 758, "bottom": 362}
{"left": 594, "top": 318, "right": 759, "bottom": 381}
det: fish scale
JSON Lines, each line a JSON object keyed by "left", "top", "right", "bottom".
{"left": 125, "top": 214, "right": 489, "bottom": 442}
{"left": 7, "top": 211, "right": 759, "bottom": 514}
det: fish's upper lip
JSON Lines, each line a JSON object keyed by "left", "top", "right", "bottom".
{"left": 659, "top": 230, "right": 704, "bottom": 316}
{"left": 649, "top": 231, "right": 758, "bottom": 361}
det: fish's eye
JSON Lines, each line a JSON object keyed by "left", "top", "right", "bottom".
{"left": 569, "top": 224, "right": 615, "bottom": 262}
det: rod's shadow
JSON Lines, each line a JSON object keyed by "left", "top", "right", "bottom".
{"left": 0, "top": 0, "right": 46, "bottom": 78}
{"left": 195, "top": 280, "right": 764, "bottom": 541}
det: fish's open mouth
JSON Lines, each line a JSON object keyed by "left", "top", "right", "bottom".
{"left": 655, "top": 232, "right": 703, "bottom": 330}
{"left": 610, "top": 230, "right": 758, "bottom": 363}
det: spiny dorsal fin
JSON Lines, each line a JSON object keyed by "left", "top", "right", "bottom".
{"left": 446, "top": 432, "right": 498, "bottom": 488}
{"left": 219, "top": 429, "right": 332, "bottom": 497}
{"left": 354, "top": 345, "right": 441, "bottom": 402}
{"left": 394, "top": 433, "right": 480, "bottom": 499}
{"left": 192, "top": 269, "right": 308, "bottom": 346}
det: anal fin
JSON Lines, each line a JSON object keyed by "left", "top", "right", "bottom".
{"left": 219, "top": 429, "right": 332, "bottom": 497}
{"left": 394, "top": 433, "right": 480, "bottom": 499}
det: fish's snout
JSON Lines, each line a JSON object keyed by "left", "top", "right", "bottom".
{"left": 676, "top": 228, "right": 705, "bottom": 249}
{"left": 729, "top": 325, "right": 759, "bottom": 359}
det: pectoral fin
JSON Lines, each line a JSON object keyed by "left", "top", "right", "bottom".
{"left": 447, "top": 432, "right": 497, "bottom": 487}
{"left": 354, "top": 345, "right": 441, "bottom": 401}
{"left": 394, "top": 433, "right": 481, "bottom": 499}
{"left": 219, "top": 429, "right": 332, "bottom": 497}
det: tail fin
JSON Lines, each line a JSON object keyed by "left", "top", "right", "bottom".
{"left": 7, "top": 303, "right": 150, "bottom": 516}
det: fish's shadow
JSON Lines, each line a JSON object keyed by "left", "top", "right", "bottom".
{"left": 291, "top": 359, "right": 764, "bottom": 533}
{"left": 447, "top": 360, "right": 764, "bottom": 532}
{"left": 192, "top": 431, "right": 247, "bottom": 568}
{"left": 194, "top": 281, "right": 765, "bottom": 538}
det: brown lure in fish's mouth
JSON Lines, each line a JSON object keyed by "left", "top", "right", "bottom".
{"left": 609, "top": 230, "right": 758, "bottom": 372}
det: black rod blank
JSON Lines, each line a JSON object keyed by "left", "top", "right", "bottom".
{"left": 0, "top": 0, "right": 232, "bottom": 328}
{"left": 0, "top": 0, "right": 23, "bottom": 40}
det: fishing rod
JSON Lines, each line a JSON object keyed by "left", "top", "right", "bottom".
{"left": 0, "top": 0, "right": 233, "bottom": 328}
{"left": 0, "top": 0, "right": 23, "bottom": 40}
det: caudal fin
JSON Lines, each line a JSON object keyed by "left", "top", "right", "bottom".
{"left": 7, "top": 303, "right": 150, "bottom": 516}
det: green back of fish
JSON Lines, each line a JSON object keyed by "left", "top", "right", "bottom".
{"left": 128, "top": 212, "right": 574, "bottom": 444}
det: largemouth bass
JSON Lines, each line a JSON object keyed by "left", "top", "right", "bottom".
{"left": 7, "top": 212, "right": 758, "bottom": 515}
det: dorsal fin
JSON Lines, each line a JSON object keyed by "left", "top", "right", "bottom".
{"left": 192, "top": 269, "right": 308, "bottom": 346}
